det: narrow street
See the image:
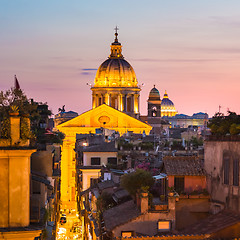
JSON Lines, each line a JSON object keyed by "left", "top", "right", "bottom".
{"left": 56, "top": 209, "right": 82, "bottom": 240}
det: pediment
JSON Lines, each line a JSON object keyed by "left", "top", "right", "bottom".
{"left": 57, "top": 104, "right": 152, "bottom": 134}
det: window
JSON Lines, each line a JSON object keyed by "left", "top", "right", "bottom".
{"left": 233, "top": 158, "right": 239, "bottom": 186}
{"left": 91, "top": 157, "right": 100, "bottom": 165}
{"left": 121, "top": 232, "right": 134, "bottom": 237}
{"left": 223, "top": 155, "right": 230, "bottom": 185}
{"left": 158, "top": 221, "right": 171, "bottom": 232}
{"left": 152, "top": 106, "right": 157, "bottom": 117}
{"left": 107, "top": 157, "right": 117, "bottom": 165}
{"left": 174, "top": 176, "right": 185, "bottom": 194}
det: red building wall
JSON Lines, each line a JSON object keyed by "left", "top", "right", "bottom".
{"left": 168, "top": 175, "right": 206, "bottom": 193}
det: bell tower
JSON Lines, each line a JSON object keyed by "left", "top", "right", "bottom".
{"left": 147, "top": 85, "right": 161, "bottom": 118}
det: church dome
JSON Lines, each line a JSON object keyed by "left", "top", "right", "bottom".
{"left": 161, "top": 90, "right": 177, "bottom": 117}
{"left": 148, "top": 85, "right": 160, "bottom": 100}
{"left": 161, "top": 90, "right": 174, "bottom": 106}
{"left": 93, "top": 31, "right": 138, "bottom": 88}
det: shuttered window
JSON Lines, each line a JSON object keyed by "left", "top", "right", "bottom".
{"left": 233, "top": 158, "right": 239, "bottom": 186}
{"left": 223, "top": 155, "right": 230, "bottom": 185}
{"left": 174, "top": 176, "right": 185, "bottom": 194}
{"left": 91, "top": 157, "right": 100, "bottom": 165}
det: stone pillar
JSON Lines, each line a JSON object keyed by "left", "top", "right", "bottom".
{"left": 119, "top": 94, "right": 123, "bottom": 111}
{"left": 10, "top": 115, "right": 20, "bottom": 145}
{"left": 92, "top": 94, "right": 96, "bottom": 108}
{"left": 117, "top": 94, "right": 121, "bottom": 111}
{"left": 123, "top": 94, "right": 126, "bottom": 111}
{"left": 108, "top": 94, "right": 112, "bottom": 107}
{"left": 0, "top": 149, "right": 36, "bottom": 227}
{"left": 140, "top": 192, "right": 149, "bottom": 214}
{"left": 134, "top": 94, "right": 139, "bottom": 113}
{"left": 105, "top": 93, "right": 109, "bottom": 105}
{"left": 125, "top": 94, "right": 129, "bottom": 112}
{"left": 131, "top": 94, "right": 134, "bottom": 113}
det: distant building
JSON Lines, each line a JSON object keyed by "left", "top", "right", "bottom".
{"left": 161, "top": 90, "right": 178, "bottom": 117}
{"left": 54, "top": 110, "right": 78, "bottom": 128}
{"left": 163, "top": 112, "right": 208, "bottom": 128}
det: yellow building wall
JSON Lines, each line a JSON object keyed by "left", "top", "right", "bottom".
{"left": 81, "top": 169, "right": 101, "bottom": 191}
{"left": 57, "top": 105, "right": 152, "bottom": 210}
{"left": 0, "top": 149, "right": 36, "bottom": 228}
{"left": 83, "top": 152, "right": 117, "bottom": 166}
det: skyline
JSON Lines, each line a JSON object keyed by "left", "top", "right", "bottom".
{"left": 1, "top": 1, "right": 240, "bottom": 117}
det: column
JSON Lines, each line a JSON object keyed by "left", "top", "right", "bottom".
{"left": 105, "top": 93, "right": 110, "bottom": 105}
{"left": 124, "top": 94, "right": 127, "bottom": 112}
{"left": 119, "top": 94, "right": 123, "bottom": 111}
{"left": 134, "top": 94, "right": 139, "bottom": 113}
{"left": 109, "top": 94, "right": 112, "bottom": 107}
{"left": 92, "top": 94, "right": 96, "bottom": 108}
{"left": 131, "top": 94, "right": 134, "bottom": 113}
{"left": 117, "top": 94, "right": 121, "bottom": 111}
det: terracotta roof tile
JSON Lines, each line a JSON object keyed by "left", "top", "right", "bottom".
{"left": 103, "top": 200, "right": 140, "bottom": 231}
{"left": 163, "top": 156, "right": 205, "bottom": 176}
{"left": 180, "top": 210, "right": 240, "bottom": 235}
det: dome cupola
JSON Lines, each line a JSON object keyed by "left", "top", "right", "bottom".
{"left": 161, "top": 90, "right": 177, "bottom": 117}
{"left": 148, "top": 85, "right": 161, "bottom": 101}
{"left": 91, "top": 28, "right": 141, "bottom": 117}
{"left": 93, "top": 27, "right": 138, "bottom": 88}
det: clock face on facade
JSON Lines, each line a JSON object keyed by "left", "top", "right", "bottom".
{"left": 98, "top": 115, "right": 110, "bottom": 125}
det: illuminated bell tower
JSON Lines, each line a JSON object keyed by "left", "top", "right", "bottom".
{"left": 148, "top": 85, "right": 161, "bottom": 118}
{"left": 91, "top": 27, "right": 141, "bottom": 118}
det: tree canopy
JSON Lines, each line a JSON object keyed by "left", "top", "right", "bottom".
{"left": 120, "top": 169, "right": 154, "bottom": 196}
{"left": 208, "top": 111, "right": 240, "bottom": 136}
{"left": 0, "top": 87, "right": 62, "bottom": 144}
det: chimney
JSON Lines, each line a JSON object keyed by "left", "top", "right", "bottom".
{"left": 140, "top": 192, "right": 149, "bottom": 214}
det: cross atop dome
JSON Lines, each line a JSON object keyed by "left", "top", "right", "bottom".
{"left": 114, "top": 26, "right": 119, "bottom": 43}
{"left": 110, "top": 26, "right": 123, "bottom": 58}
{"left": 114, "top": 26, "right": 119, "bottom": 42}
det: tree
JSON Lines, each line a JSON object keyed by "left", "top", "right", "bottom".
{"left": 120, "top": 169, "right": 154, "bottom": 196}
{"left": 208, "top": 111, "right": 240, "bottom": 136}
{"left": 0, "top": 88, "right": 29, "bottom": 120}
{"left": 96, "top": 192, "right": 115, "bottom": 212}
{"left": 0, "top": 88, "right": 60, "bottom": 144}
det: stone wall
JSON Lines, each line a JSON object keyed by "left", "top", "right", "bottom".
{"left": 204, "top": 140, "right": 240, "bottom": 212}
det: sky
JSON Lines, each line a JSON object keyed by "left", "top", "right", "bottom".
{"left": 0, "top": 0, "right": 240, "bottom": 117}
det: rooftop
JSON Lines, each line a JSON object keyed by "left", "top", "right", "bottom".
{"left": 163, "top": 156, "right": 205, "bottom": 176}
{"left": 83, "top": 141, "right": 117, "bottom": 152}
{"left": 180, "top": 210, "right": 240, "bottom": 235}
{"left": 103, "top": 200, "right": 140, "bottom": 231}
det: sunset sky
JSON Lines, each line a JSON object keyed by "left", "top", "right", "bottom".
{"left": 0, "top": 0, "right": 240, "bottom": 117}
